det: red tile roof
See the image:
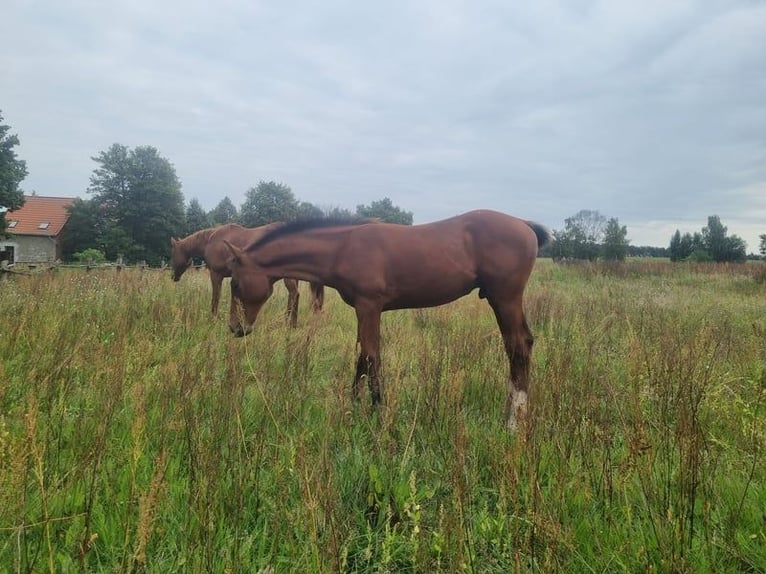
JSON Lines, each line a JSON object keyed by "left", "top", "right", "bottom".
{"left": 4, "top": 195, "right": 76, "bottom": 237}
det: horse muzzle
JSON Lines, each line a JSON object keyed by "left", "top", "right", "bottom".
{"left": 230, "top": 323, "right": 252, "bottom": 338}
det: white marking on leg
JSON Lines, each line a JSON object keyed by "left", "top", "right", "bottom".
{"left": 506, "top": 389, "right": 528, "bottom": 433}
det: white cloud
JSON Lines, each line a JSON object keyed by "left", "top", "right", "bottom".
{"left": 1, "top": 0, "right": 764, "bottom": 247}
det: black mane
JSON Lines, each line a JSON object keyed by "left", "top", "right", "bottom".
{"left": 247, "top": 215, "right": 373, "bottom": 251}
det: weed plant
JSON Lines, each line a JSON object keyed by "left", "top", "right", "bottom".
{"left": 0, "top": 261, "right": 764, "bottom": 572}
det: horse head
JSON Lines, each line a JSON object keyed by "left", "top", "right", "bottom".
{"left": 170, "top": 237, "right": 192, "bottom": 282}
{"left": 223, "top": 240, "right": 274, "bottom": 337}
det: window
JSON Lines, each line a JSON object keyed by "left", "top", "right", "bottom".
{"left": 7, "top": 220, "right": 17, "bottom": 228}
{"left": 38, "top": 222, "right": 50, "bottom": 230}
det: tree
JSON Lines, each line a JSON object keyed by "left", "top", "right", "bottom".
{"left": 568, "top": 209, "right": 607, "bottom": 243}
{"left": 550, "top": 209, "right": 606, "bottom": 260}
{"left": 701, "top": 215, "right": 746, "bottom": 262}
{"left": 722, "top": 235, "right": 747, "bottom": 262}
{"left": 669, "top": 216, "right": 746, "bottom": 263}
{"left": 209, "top": 196, "right": 238, "bottom": 225}
{"left": 602, "top": 218, "right": 629, "bottom": 261}
{"left": 0, "top": 111, "right": 28, "bottom": 235}
{"left": 760, "top": 234, "right": 766, "bottom": 257}
{"left": 669, "top": 230, "right": 683, "bottom": 262}
{"left": 702, "top": 216, "right": 728, "bottom": 262}
{"left": 669, "top": 230, "right": 697, "bottom": 262}
{"left": 88, "top": 144, "right": 184, "bottom": 264}
{"left": 356, "top": 197, "right": 413, "bottom": 224}
{"left": 324, "top": 206, "right": 354, "bottom": 219}
{"left": 296, "top": 201, "right": 324, "bottom": 219}
{"left": 185, "top": 198, "right": 211, "bottom": 235}
{"left": 239, "top": 181, "right": 298, "bottom": 227}
{"left": 59, "top": 198, "right": 102, "bottom": 261}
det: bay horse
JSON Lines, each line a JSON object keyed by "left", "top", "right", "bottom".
{"left": 170, "top": 223, "right": 324, "bottom": 327}
{"left": 224, "top": 210, "right": 550, "bottom": 431}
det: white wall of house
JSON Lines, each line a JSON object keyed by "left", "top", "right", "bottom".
{"left": 0, "top": 236, "right": 58, "bottom": 263}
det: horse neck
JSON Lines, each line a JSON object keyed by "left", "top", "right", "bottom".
{"left": 253, "top": 229, "right": 348, "bottom": 283}
{"left": 180, "top": 228, "right": 214, "bottom": 257}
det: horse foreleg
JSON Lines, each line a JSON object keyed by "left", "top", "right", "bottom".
{"left": 228, "top": 285, "right": 244, "bottom": 335}
{"left": 284, "top": 278, "right": 299, "bottom": 327}
{"left": 210, "top": 271, "right": 224, "bottom": 316}
{"left": 353, "top": 306, "right": 383, "bottom": 406}
{"left": 490, "top": 298, "right": 534, "bottom": 432}
{"left": 310, "top": 282, "right": 325, "bottom": 313}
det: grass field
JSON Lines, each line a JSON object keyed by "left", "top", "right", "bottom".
{"left": 1, "top": 260, "right": 764, "bottom": 573}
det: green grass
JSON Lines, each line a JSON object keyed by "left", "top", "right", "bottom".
{"left": 1, "top": 260, "right": 764, "bottom": 573}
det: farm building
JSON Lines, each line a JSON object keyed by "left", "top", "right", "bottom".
{"left": 1, "top": 195, "right": 75, "bottom": 265}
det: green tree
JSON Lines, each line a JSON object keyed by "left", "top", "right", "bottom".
{"left": 760, "top": 234, "right": 766, "bottom": 257}
{"left": 681, "top": 233, "right": 698, "bottom": 260}
{"left": 702, "top": 216, "right": 727, "bottom": 262}
{"left": 723, "top": 235, "right": 747, "bottom": 262}
{"left": 356, "top": 197, "right": 413, "bottom": 224}
{"left": 59, "top": 198, "right": 102, "bottom": 261}
{"left": 324, "top": 206, "right": 354, "bottom": 218}
{"left": 702, "top": 215, "right": 746, "bottom": 262}
{"left": 209, "top": 196, "right": 238, "bottom": 225}
{"left": 88, "top": 144, "right": 184, "bottom": 264}
{"left": 669, "top": 230, "right": 683, "bottom": 262}
{"left": 297, "top": 201, "right": 324, "bottom": 219}
{"left": 669, "top": 230, "right": 697, "bottom": 262}
{"left": 602, "top": 218, "right": 629, "bottom": 261}
{"left": 185, "top": 198, "right": 211, "bottom": 235}
{"left": 551, "top": 209, "right": 606, "bottom": 260}
{"left": 239, "top": 181, "right": 298, "bottom": 227}
{"left": 0, "top": 111, "right": 28, "bottom": 235}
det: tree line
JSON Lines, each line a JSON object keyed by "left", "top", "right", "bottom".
{"left": 668, "top": 217, "right": 749, "bottom": 263}
{"left": 2, "top": 129, "right": 413, "bottom": 264}
{"left": 2, "top": 111, "right": 765, "bottom": 264}
{"left": 544, "top": 208, "right": 762, "bottom": 263}
{"left": 59, "top": 143, "right": 413, "bottom": 264}
{"left": 544, "top": 209, "right": 631, "bottom": 262}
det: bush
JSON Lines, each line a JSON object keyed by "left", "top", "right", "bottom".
{"left": 72, "top": 248, "right": 106, "bottom": 264}
{"left": 687, "top": 249, "right": 712, "bottom": 262}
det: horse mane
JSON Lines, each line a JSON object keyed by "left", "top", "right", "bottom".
{"left": 176, "top": 225, "right": 226, "bottom": 255}
{"left": 247, "top": 215, "right": 372, "bottom": 251}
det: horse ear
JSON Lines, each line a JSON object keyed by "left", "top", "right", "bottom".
{"left": 171, "top": 237, "right": 177, "bottom": 246}
{"left": 223, "top": 239, "right": 243, "bottom": 263}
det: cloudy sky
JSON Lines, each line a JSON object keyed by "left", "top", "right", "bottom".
{"left": 2, "top": 0, "right": 764, "bottom": 250}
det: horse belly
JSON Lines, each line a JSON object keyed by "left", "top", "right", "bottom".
{"left": 384, "top": 275, "right": 476, "bottom": 310}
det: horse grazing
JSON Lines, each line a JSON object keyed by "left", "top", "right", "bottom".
{"left": 224, "top": 210, "right": 551, "bottom": 431}
{"left": 170, "top": 223, "right": 324, "bottom": 327}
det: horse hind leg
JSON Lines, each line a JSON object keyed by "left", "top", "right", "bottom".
{"left": 310, "top": 282, "right": 324, "bottom": 313}
{"left": 284, "top": 278, "right": 300, "bottom": 327}
{"left": 489, "top": 296, "right": 535, "bottom": 432}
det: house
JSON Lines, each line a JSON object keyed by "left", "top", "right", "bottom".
{"left": 2, "top": 195, "right": 75, "bottom": 265}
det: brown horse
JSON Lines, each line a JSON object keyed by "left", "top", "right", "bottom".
{"left": 224, "top": 210, "right": 550, "bottom": 431}
{"left": 170, "top": 223, "right": 324, "bottom": 326}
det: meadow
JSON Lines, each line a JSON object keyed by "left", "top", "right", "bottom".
{"left": 0, "top": 260, "right": 764, "bottom": 573}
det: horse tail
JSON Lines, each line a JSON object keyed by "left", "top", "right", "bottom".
{"left": 526, "top": 221, "right": 552, "bottom": 250}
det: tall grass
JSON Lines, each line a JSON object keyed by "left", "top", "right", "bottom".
{"left": 0, "top": 261, "right": 764, "bottom": 572}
